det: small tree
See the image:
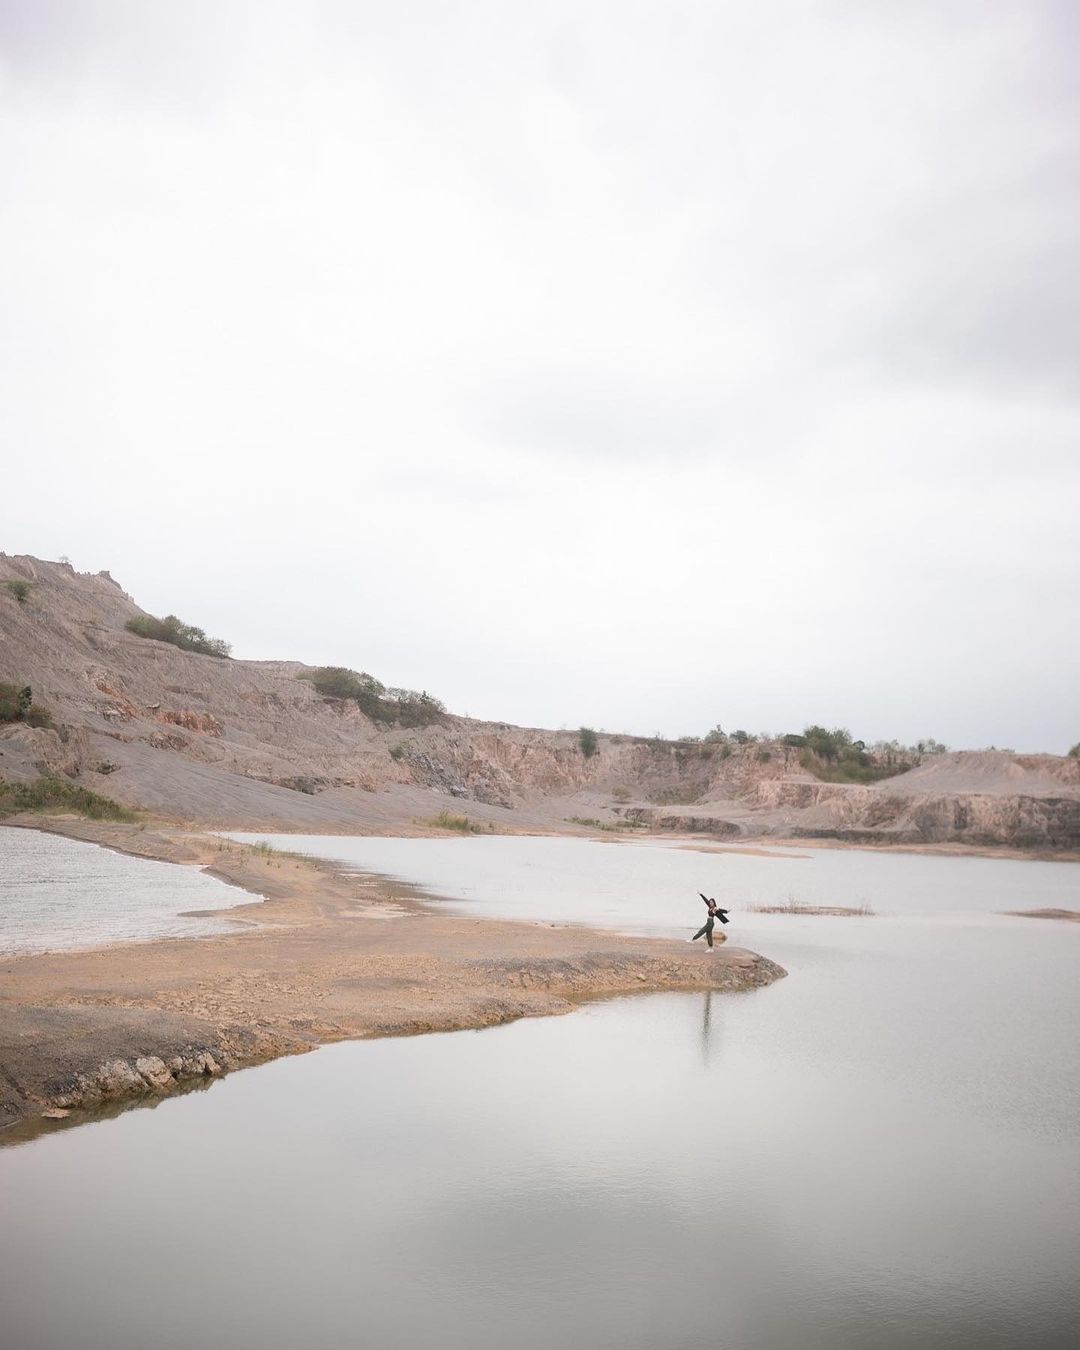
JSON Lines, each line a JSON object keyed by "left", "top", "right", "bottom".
{"left": 579, "top": 726, "right": 599, "bottom": 758}
{"left": 1069, "top": 743, "right": 1080, "bottom": 759}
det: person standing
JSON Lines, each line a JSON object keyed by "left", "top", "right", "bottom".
{"left": 691, "top": 892, "right": 730, "bottom": 948}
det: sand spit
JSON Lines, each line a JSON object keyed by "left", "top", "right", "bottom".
{"left": 0, "top": 817, "right": 785, "bottom": 1141}
{"left": 748, "top": 902, "right": 874, "bottom": 916}
{"left": 1003, "top": 908, "right": 1080, "bottom": 923}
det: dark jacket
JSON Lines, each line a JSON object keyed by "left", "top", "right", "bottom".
{"left": 699, "top": 893, "right": 730, "bottom": 924}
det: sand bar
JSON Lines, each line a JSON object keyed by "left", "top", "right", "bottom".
{"left": 0, "top": 816, "right": 784, "bottom": 1140}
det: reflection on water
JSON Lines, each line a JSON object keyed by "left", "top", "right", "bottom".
{"left": 0, "top": 827, "right": 256, "bottom": 953}
{"left": 2, "top": 837, "right": 1078, "bottom": 1349}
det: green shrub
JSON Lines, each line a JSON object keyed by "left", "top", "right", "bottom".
{"left": 424, "top": 810, "right": 482, "bottom": 833}
{"left": 0, "top": 683, "right": 32, "bottom": 722}
{"left": 567, "top": 815, "right": 644, "bottom": 832}
{"left": 579, "top": 726, "right": 599, "bottom": 758}
{"left": 1070, "top": 743, "right": 1080, "bottom": 759}
{"left": 797, "top": 725, "right": 905, "bottom": 784}
{"left": 391, "top": 688, "right": 447, "bottom": 728}
{"left": 0, "top": 682, "right": 52, "bottom": 728}
{"left": 4, "top": 580, "right": 32, "bottom": 604}
{"left": 125, "top": 613, "right": 231, "bottom": 658}
{"left": 0, "top": 776, "right": 138, "bottom": 821}
{"left": 301, "top": 667, "right": 445, "bottom": 726}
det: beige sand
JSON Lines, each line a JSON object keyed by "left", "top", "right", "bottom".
{"left": 0, "top": 817, "right": 784, "bottom": 1140}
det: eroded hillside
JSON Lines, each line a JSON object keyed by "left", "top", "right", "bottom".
{"left": 2, "top": 555, "right": 1078, "bottom": 850}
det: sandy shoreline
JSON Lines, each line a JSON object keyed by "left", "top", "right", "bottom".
{"left": 0, "top": 816, "right": 785, "bottom": 1142}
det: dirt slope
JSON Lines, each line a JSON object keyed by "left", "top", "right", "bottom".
{"left": 2, "top": 554, "right": 1078, "bottom": 850}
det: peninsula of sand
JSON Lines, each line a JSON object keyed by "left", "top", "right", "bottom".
{"left": 0, "top": 817, "right": 784, "bottom": 1137}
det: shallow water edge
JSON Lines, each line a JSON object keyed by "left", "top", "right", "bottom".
{"left": 0, "top": 818, "right": 784, "bottom": 1140}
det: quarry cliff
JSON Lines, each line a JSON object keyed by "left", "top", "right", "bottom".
{"left": 2, "top": 554, "right": 1078, "bottom": 851}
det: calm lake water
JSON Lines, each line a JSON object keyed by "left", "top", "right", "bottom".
{"left": 2, "top": 836, "right": 1078, "bottom": 1349}
{"left": 0, "top": 826, "right": 256, "bottom": 953}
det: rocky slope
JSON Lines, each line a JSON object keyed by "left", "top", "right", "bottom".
{"left": 2, "top": 554, "right": 1078, "bottom": 850}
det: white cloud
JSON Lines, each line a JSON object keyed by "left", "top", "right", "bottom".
{"left": 1, "top": 1, "right": 1077, "bottom": 751}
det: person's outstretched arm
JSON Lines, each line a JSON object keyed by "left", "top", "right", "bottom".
{"left": 699, "top": 893, "right": 712, "bottom": 906}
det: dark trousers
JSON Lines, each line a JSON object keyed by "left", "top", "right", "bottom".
{"left": 693, "top": 919, "right": 715, "bottom": 947}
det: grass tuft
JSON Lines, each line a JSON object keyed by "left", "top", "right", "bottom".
{"left": 0, "top": 776, "right": 139, "bottom": 822}
{"left": 4, "top": 579, "right": 32, "bottom": 604}
{"left": 748, "top": 896, "right": 874, "bottom": 916}
{"left": 566, "top": 815, "right": 645, "bottom": 833}
{"left": 422, "top": 810, "right": 485, "bottom": 833}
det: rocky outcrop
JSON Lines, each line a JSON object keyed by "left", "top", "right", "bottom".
{"left": 51, "top": 1051, "right": 222, "bottom": 1110}
{"left": 622, "top": 807, "right": 743, "bottom": 838}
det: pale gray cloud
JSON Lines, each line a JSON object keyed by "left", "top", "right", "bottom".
{"left": 0, "top": 1, "right": 1077, "bottom": 751}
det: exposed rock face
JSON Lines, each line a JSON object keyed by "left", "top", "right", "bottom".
{"left": 623, "top": 808, "right": 743, "bottom": 838}
{"left": 49, "top": 1050, "right": 222, "bottom": 1111}
{"left": 1, "top": 553, "right": 1078, "bottom": 850}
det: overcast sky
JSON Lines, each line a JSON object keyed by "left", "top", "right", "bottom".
{"left": 1, "top": 1, "right": 1077, "bottom": 751}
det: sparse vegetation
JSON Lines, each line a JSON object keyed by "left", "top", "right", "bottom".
{"left": 0, "top": 682, "right": 54, "bottom": 729}
{"left": 301, "top": 666, "right": 445, "bottom": 727}
{"left": 4, "top": 579, "right": 32, "bottom": 604}
{"left": 1068, "top": 743, "right": 1080, "bottom": 759}
{"left": 243, "top": 839, "right": 316, "bottom": 866}
{"left": 579, "top": 726, "right": 599, "bottom": 758}
{"left": 0, "top": 683, "right": 32, "bottom": 722}
{"left": 0, "top": 776, "right": 138, "bottom": 821}
{"left": 125, "top": 613, "right": 231, "bottom": 658}
{"left": 566, "top": 815, "right": 644, "bottom": 832}
{"left": 424, "top": 810, "right": 484, "bottom": 833}
{"left": 647, "top": 785, "right": 703, "bottom": 806}
{"left": 749, "top": 897, "right": 874, "bottom": 916}
{"left": 782, "top": 725, "right": 948, "bottom": 783}
{"left": 389, "top": 742, "right": 408, "bottom": 761}
{"left": 611, "top": 785, "right": 632, "bottom": 803}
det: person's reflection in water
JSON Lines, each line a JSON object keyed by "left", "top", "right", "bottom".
{"left": 701, "top": 989, "right": 714, "bottom": 1063}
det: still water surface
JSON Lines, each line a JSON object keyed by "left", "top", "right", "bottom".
{"left": 0, "top": 826, "right": 256, "bottom": 953}
{"left": 2, "top": 837, "right": 1078, "bottom": 1349}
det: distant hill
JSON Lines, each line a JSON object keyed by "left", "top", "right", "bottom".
{"left": 2, "top": 554, "right": 1078, "bottom": 851}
